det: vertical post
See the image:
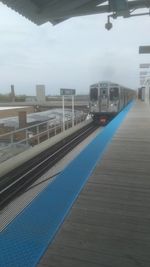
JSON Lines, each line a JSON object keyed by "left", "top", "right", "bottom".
{"left": 67, "top": 117, "right": 69, "bottom": 129}
{"left": 62, "top": 95, "right": 65, "bottom": 131}
{"left": 10, "top": 133, "right": 13, "bottom": 145}
{"left": 37, "top": 125, "right": 40, "bottom": 144}
{"left": 25, "top": 129, "right": 28, "bottom": 145}
{"left": 72, "top": 95, "right": 74, "bottom": 127}
{"left": 47, "top": 122, "right": 50, "bottom": 139}
{"left": 54, "top": 122, "right": 57, "bottom": 136}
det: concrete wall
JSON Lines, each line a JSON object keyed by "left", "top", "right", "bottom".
{"left": 0, "top": 100, "right": 89, "bottom": 108}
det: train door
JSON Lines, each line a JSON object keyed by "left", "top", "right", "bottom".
{"left": 99, "top": 86, "right": 108, "bottom": 112}
{"left": 119, "top": 87, "right": 124, "bottom": 110}
{"left": 123, "top": 89, "right": 126, "bottom": 107}
{"left": 109, "top": 86, "right": 119, "bottom": 112}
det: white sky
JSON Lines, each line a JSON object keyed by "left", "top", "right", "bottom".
{"left": 0, "top": 2, "right": 150, "bottom": 96}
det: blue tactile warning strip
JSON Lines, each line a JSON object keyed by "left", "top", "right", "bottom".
{"left": 0, "top": 102, "right": 134, "bottom": 267}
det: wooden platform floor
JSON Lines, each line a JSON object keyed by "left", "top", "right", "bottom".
{"left": 38, "top": 101, "right": 150, "bottom": 267}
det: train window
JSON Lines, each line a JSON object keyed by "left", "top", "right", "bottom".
{"left": 90, "top": 88, "right": 98, "bottom": 101}
{"left": 102, "top": 89, "right": 107, "bottom": 94}
{"left": 110, "top": 87, "right": 119, "bottom": 101}
{"left": 101, "top": 88, "right": 107, "bottom": 98}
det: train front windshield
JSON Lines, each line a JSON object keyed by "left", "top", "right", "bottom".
{"left": 90, "top": 88, "right": 98, "bottom": 101}
{"left": 110, "top": 87, "right": 119, "bottom": 101}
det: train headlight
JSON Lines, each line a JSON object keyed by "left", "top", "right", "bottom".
{"left": 110, "top": 103, "right": 114, "bottom": 107}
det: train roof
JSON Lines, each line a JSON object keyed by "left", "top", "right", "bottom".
{"left": 90, "top": 81, "right": 134, "bottom": 90}
{"left": 90, "top": 81, "right": 119, "bottom": 87}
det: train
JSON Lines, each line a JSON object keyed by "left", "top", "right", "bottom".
{"left": 89, "top": 81, "right": 136, "bottom": 125}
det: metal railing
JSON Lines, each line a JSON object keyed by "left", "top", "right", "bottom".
{"left": 0, "top": 114, "right": 87, "bottom": 162}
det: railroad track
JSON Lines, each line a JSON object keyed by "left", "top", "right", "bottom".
{"left": 0, "top": 122, "right": 99, "bottom": 210}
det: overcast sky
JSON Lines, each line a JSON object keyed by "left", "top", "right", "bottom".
{"left": 0, "top": 2, "right": 150, "bottom": 96}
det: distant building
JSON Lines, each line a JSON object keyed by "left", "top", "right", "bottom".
{"left": 0, "top": 106, "right": 34, "bottom": 119}
{"left": 18, "top": 111, "right": 27, "bottom": 128}
{"left": 10, "top": 85, "right": 15, "bottom": 102}
{"left": 36, "top": 85, "right": 45, "bottom": 103}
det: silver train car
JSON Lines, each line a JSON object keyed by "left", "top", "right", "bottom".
{"left": 89, "top": 81, "right": 135, "bottom": 124}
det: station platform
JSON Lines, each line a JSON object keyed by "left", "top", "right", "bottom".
{"left": 38, "top": 101, "right": 150, "bottom": 267}
{"left": 0, "top": 100, "right": 150, "bottom": 267}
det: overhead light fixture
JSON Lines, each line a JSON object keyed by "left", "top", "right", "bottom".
{"left": 105, "top": 16, "right": 113, "bottom": 30}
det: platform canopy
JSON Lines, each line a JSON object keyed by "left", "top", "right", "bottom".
{"left": 0, "top": 0, "right": 150, "bottom": 25}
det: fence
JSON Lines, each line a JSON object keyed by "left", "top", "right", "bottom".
{"left": 0, "top": 114, "right": 87, "bottom": 162}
